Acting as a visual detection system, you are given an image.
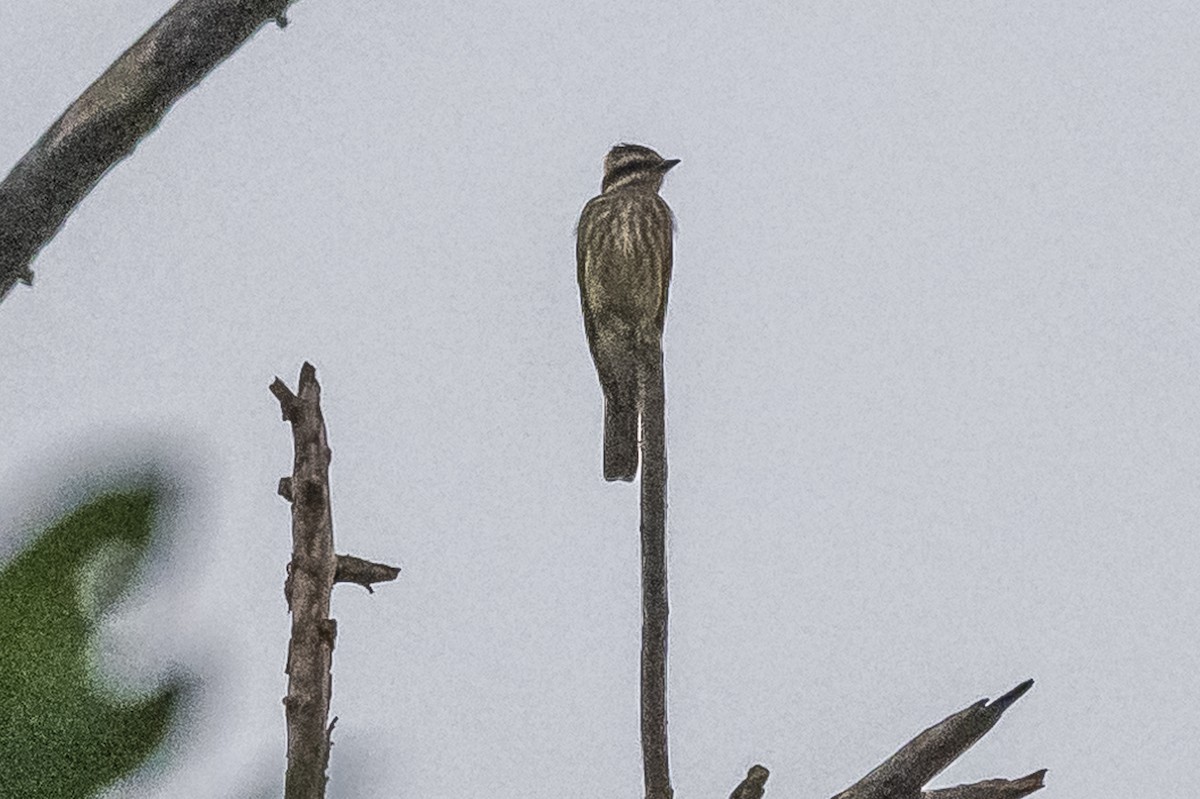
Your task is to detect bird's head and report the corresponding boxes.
[602,143,680,193]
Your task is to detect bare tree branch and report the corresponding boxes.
[640,344,671,799]
[0,0,298,302]
[924,771,1047,799]
[273,362,337,799]
[830,680,1043,799]
[272,362,399,799]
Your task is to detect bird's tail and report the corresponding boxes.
[602,389,638,482]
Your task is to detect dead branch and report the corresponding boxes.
[0,0,299,302]
[829,680,1043,799]
[923,771,1047,799]
[721,682,1042,799]
[272,361,400,799]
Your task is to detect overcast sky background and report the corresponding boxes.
[2,2,1199,797]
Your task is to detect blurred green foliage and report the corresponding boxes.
[0,488,180,798]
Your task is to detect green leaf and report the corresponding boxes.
[0,488,180,798]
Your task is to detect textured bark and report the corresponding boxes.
[272,362,400,799]
[272,363,338,799]
[640,345,671,799]
[829,680,1043,799]
[0,0,297,302]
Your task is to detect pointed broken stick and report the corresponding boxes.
[830,680,1044,799]
[922,772,1046,799]
[271,362,400,799]
[724,681,1043,799]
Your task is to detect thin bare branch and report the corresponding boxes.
[830,680,1041,799]
[924,771,1047,799]
[273,362,400,798]
[275,361,337,799]
[640,344,671,799]
[0,0,298,302]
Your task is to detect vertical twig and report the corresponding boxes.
[640,345,672,799]
[270,363,401,799]
[271,362,339,799]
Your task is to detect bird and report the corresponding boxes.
[576,143,679,481]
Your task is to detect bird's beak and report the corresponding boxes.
[662,159,681,171]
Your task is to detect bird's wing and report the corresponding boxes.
[653,194,674,332]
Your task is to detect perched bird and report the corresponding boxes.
[577,144,679,481]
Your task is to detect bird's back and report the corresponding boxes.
[577,188,674,338]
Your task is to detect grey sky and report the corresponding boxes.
[2,1,1198,797]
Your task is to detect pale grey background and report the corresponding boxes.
[2,2,1198,797]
